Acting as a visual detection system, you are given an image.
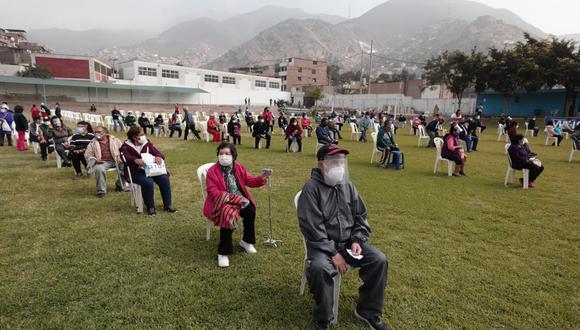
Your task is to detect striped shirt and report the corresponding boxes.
[70,133,94,151]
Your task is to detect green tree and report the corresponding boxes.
[485,47,523,114]
[20,65,52,79]
[306,86,325,106]
[424,49,485,111]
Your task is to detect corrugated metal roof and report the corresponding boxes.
[0,76,208,94]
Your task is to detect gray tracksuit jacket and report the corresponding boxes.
[297,168,371,257]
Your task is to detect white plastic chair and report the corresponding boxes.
[196,121,211,143]
[417,125,430,147]
[569,143,578,162]
[294,191,344,325]
[286,139,298,153]
[315,142,325,156]
[349,122,360,141]
[197,162,215,240]
[504,144,529,189]
[370,132,382,164]
[433,138,453,176]
[524,122,535,137]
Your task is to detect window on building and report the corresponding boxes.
[255,80,267,87]
[297,76,302,81]
[138,67,157,77]
[312,69,316,74]
[312,78,317,83]
[281,76,287,81]
[298,67,302,73]
[222,76,236,84]
[281,85,287,91]
[269,82,280,89]
[204,74,219,83]
[313,60,318,65]
[162,69,179,79]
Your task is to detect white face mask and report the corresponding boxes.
[54,119,61,127]
[260,119,265,123]
[0,108,6,113]
[76,127,84,134]
[218,154,233,167]
[139,136,147,145]
[324,166,345,186]
[95,133,102,140]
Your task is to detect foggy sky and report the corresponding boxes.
[1,0,578,35]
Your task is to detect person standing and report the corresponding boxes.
[31,104,40,120]
[38,117,51,161]
[90,103,97,112]
[203,143,270,267]
[262,107,273,133]
[227,116,242,145]
[0,104,14,147]
[358,112,371,142]
[54,102,61,119]
[182,108,201,140]
[40,103,51,119]
[298,144,389,330]
[13,105,29,151]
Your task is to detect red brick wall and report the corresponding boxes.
[35,56,90,80]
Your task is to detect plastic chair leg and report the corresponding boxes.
[299,260,308,295]
[331,273,341,324]
[447,161,453,176]
[206,221,212,241]
[522,169,530,189]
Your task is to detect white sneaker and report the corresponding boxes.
[218,254,229,267]
[239,240,257,254]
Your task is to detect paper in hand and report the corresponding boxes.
[346,249,363,260]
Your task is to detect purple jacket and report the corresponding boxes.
[508,144,530,170]
[120,140,167,178]
[0,111,14,131]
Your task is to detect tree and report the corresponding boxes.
[306,86,325,106]
[545,36,580,117]
[424,49,485,111]
[485,47,522,114]
[19,65,52,79]
[327,64,340,85]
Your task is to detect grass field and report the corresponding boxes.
[1,122,578,329]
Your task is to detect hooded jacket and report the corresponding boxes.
[297,168,370,257]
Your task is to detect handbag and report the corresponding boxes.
[141,147,167,177]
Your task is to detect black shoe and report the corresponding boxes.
[96,192,106,198]
[72,173,83,180]
[459,171,466,176]
[314,320,330,330]
[530,152,537,157]
[115,186,123,192]
[354,309,388,330]
[147,208,156,216]
[163,206,177,213]
[42,157,47,161]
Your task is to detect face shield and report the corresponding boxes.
[320,154,350,187]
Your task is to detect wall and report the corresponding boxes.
[35,56,90,80]
[476,90,580,117]
[323,93,476,115]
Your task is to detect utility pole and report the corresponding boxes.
[367,40,373,95]
[359,50,364,95]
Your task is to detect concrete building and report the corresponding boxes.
[0,28,48,65]
[117,60,289,106]
[476,89,580,117]
[31,54,112,82]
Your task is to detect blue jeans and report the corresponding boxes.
[133,171,172,209]
[460,135,478,151]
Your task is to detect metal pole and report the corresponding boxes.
[368,40,373,95]
[359,50,364,95]
[263,174,281,247]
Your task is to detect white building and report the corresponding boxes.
[117,60,290,106]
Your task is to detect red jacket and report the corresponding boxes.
[262,111,273,124]
[203,162,267,221]
[285,124,303,139]
[31,106,40,119]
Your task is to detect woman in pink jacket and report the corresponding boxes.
[203,142,271,267]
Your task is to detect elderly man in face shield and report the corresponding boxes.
[297,144,389,330]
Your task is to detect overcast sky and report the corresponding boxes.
[2,0,579,35]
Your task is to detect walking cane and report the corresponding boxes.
[263,168,281,247]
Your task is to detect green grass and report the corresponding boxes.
[1,124,578,329]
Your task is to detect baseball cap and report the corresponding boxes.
[317,144,349,161]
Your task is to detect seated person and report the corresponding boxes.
[120,126,176,215]
[508,134,544,188]
[154,115,166,136]
[69,121,94,178]
[285,117,303,152]
[202,143,271,267]
[168,113,182,138]
[49,116,73,167]
[466,117,480,151]
[301,113,313,137]
[377,120,399,168]
[124,111,136,127]
[298,144,389,330]
[572,124,580,149]
[207,115,221,142]
[252,116,271,149]
[442,125,467,176]
[227,116,242,145]
[84,126,125,197]
[397,114,407,128]
[328,119,342,140]
[527,117,539,137]
[474,115,486,133]
[545,120,563,146]
[458,119,478,152]
[316,118,338,145]
[138,113,154,135]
